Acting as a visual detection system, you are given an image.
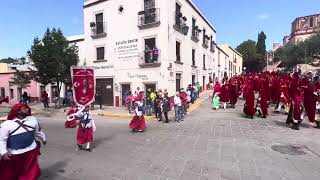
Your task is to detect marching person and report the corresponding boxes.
[65,102,79,128]
[70,105,96,152]
[0,103,46,180]
[129,95,146,132]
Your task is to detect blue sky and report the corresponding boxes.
[0,0,319,59]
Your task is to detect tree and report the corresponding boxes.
[256,31,267,71]
[274,33,320,68]
[236,40,258,72]
[28,28,79,106]
[11,71,32,89]
[0,57,17,64]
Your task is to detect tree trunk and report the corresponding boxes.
[57,81,61,108]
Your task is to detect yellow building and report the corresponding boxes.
[219,44,243,77]
[0,63,10,73]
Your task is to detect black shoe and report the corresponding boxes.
[78,144,83,150]
[291,123,300,130]
[286,119,292,125]
[261,115,267,118]
[85,148,92,152]
[315,121,320,129]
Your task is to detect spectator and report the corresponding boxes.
[162,94,171,123]
[41,90,49,108]
[174,92,182,122]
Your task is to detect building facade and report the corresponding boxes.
[0,62,66,104]
[284,14,320,45]
[72,0,219,106]
[219,45,243,78]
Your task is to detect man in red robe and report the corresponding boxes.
[220,79,230,109]
[228,79,238,108]
[258,78,269,118]
[302,75,318,127]
[243,79,255,119]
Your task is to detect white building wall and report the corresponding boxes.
[74,0,217,106]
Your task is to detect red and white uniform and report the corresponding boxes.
[0,116,46,180]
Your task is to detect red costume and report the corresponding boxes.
[243,80,255,117]
[303,80,317,123]
[259,79,269,116]
[65,103,79,128]
[220,84,229,103]
[228,80,238,106]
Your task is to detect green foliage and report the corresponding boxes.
[0,57,18,64]
[236,40,258,72]
[276,33,320,67]
[255,31,267,71]
[27,28,79,94]
[11,71,31,89]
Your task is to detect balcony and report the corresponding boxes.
[173,12,189,35]
[90,22,107,39]
[202,38,209,49]
[210,42,216,53]
[138,8,161,29]
[191,29,200,42]
[139,49,161,68]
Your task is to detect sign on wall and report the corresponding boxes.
[115,38,139,61]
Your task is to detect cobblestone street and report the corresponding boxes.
[33,99,320,180]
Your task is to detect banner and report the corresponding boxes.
[71,67,95,107]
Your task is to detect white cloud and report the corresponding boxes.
[258,13,270,20]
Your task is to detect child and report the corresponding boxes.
[212,93,220,110]
[70,105,96,151]
[65,102,78,128]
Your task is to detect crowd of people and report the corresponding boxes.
[211,69,320,131]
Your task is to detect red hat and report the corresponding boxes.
[7,103,31,120]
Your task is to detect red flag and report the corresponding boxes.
[71,67,95,106]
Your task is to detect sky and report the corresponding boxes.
[0,0,319,59]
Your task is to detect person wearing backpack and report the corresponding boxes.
[0,103,46,180]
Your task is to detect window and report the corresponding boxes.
[218,52,221,66]
[144,0,155,10]
[144,38,157,63]
[176,73,181,92]
[192,49,195,66]
[203,28,206,44]
[96,47,105,60]
[176,41,181,62]
[310,17,314,27]
[203,76,205,91]
[10,89,14,99]
[95,13,104,35]
[203,54,206,69]
[175,3,181,26]
[192,75,195,85]
[210,36,213,49]
[192,18,196,37]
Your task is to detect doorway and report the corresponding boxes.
[192,75,195,85]
[96,78,114,106]
[1,88,5,98]
[121,84,131,106]
[176,73,181,92]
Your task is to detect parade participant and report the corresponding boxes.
[243,79,255,119]
[65,102,78,128]
[228,78,238,108]
[302,74,318,127]
[70,105,96,152]
[0,103,46,180]
[212,79,222,110]
[276,79,290,113]
[259,78,269,118]
[291,89,304,130]
[180,88,188,116]
[220,78,230,109]
[129,96,146,132]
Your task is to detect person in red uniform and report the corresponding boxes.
[276,79,290,113]
[259,78,269,118]
[243,79,255,119]
[228,78,238,108]
[301,74,318,127]
[291,89,304,130]
[129,95,147,132]
[65,102,79,128]
[0,103,46,180]
[220,78,230,109]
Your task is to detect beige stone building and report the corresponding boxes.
[219,44,243,77]
[284,14,320,45]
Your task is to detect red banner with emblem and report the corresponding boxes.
[71,67,95,106]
